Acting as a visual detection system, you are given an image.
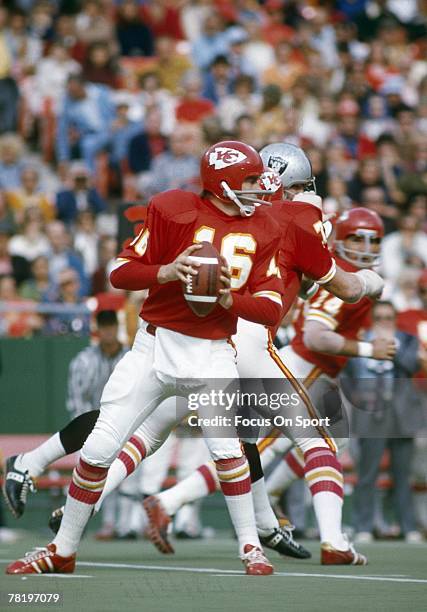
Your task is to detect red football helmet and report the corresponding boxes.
[200,140,271,216]
[334,207,384,268]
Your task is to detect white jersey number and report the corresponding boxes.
[194,227,256,290]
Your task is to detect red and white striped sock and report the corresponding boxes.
[159,462,218,516]
[304,447,347,549]
[216,456,260,554]
[265,448,304,502]
[53,458,108,557]
[94,435,147,512]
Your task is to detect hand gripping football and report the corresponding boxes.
[182,242,222,317]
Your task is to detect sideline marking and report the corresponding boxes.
[2,559,426,584]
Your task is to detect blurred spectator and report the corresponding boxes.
[254,84,286,146]
[362,185,398,234]
[135,71,175,135]
[42,267,90,336]
[52,15,86,64]
[240,17,274,79]
[23,43,81,118]
[28,1,55,43]
[0,190,15,229]
[335,102,375,159]
[0,274,42,337]
[217,74,259,133]
[92,236,117,295]
[0,222,29,285]
[381,216,427,282]
[56,75,116,173]
[73,211,99,277]
[225,28,254,81]
[347,300,425,543]
[82,42,120,89]
[153,36,193,95]
[55,164,106,226]
[137,124,200,197]
[391,269,424,313]
[45,220,89,297]
[397,270,427,362]
[191,11,229,71]
[127,107,168,175]
[19,255,51,302]
[262,0,294,47]
[233,113,256,144]
[0,134,25,190]
[141,1,184,41]
[0,8,19,134]
[347,157,388,203]
[397,139,427,200]
[299,95,336,148]
[202,55,234,105]
[262,41,306,93]
[5,166,54,226]
[75,0,115,47]
[109,102,141,168]
[323,177,352,216]
[7,210,49,262]
[4,9,42,77]
[176,70,215,123]
[362,95,395,141]
[116,0,154,58]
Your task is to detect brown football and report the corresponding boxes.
[182,242,222,317]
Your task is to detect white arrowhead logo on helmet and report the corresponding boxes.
[208,147,247,170]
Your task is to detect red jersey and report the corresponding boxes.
[267,199,337,335]
[115,190,282,339]
[291,257,372,377]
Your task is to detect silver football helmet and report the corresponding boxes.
[259,143,316,196]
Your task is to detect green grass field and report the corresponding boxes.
[0,534,426,612]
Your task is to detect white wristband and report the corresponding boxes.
[355,269,384,300]
[358,342,373,357]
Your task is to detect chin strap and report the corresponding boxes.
[221,181,274,217]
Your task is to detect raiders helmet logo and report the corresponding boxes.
[208,147,247,170]
[268,155,288,176]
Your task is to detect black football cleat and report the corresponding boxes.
[260,526,312,559]
[48,506,64,535]
[2,455,36,518]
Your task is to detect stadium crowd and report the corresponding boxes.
[0,0,426,337]
[0,0,426,543]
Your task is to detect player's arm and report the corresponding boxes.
[219,237,283,327]
[323,266,384,304]
[110,202,203,290]
[303,319,397,359]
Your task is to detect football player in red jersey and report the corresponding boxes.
[109,146,385,564]
[263,208,397,563]
[6,140,285,577]
[137,207,390,565]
